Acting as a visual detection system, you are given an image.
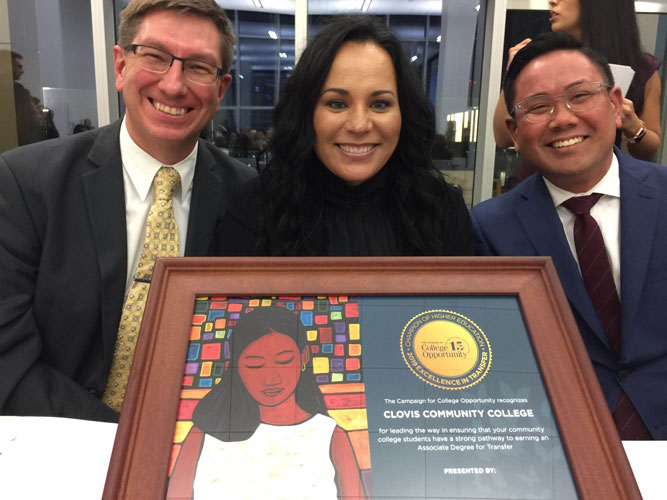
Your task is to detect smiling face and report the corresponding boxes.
[237,331,308,409]
[506,50,622,193]
[549,0,582,39]
[313,41,402,187]
[113,10,231,164]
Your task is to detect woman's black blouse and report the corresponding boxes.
[215,164,475,257]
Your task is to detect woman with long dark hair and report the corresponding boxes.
[167,306,364,499]
[216,15,474,257]
[494,0,661,161]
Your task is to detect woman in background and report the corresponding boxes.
[494,0,661,162]
[167,306,364,499]
[216,16,474,257]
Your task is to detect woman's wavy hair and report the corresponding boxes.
[257,15,453,255]
[192,305,327,441]
[577,0,652,114]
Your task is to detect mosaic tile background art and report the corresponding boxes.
[169,296,371,483]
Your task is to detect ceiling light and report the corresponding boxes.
[268,30,278,39]
[411,55,418,62]
[252,0,263,8]
[360,0,372,12]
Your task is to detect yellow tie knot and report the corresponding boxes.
[153,166,181,202]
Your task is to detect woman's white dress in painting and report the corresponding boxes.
[193,413,339,499]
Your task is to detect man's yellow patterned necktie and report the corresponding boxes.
[102,166,181,411]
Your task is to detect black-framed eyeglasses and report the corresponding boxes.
[124,44,223,85]
[511,82,612,123]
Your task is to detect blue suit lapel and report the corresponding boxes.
[618,151,660,338]
[516,175,608,344]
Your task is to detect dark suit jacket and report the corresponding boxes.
[0,120,256,422]
[470,148,667,439]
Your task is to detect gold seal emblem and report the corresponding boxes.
[400,310,492,390]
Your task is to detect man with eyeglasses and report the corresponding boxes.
[471,32,667,440]
[0,0,255,422]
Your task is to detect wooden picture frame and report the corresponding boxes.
[103,257,640,499]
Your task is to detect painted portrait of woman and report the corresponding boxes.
[167,305,366,499]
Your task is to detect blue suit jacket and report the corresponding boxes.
[471,148,667,439]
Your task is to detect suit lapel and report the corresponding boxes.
[516,176,608,343]
[82,122,127,367]
[185,142,223,256]
[618,153,660,338]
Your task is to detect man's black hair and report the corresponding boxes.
[503,31,615,115]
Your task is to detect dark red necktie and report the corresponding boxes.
[562,194,651,440]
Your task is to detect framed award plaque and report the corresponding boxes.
[103,257,640,500]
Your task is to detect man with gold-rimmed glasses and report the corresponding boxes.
[472,32,667,440]
[0,0,255,422]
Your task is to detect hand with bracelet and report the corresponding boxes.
[621,98,646,142]
[619,77,661,161]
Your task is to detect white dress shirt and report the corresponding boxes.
[119,119,197,296]
[543,153,621,297]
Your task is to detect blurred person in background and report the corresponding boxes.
[11,51,42,146]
